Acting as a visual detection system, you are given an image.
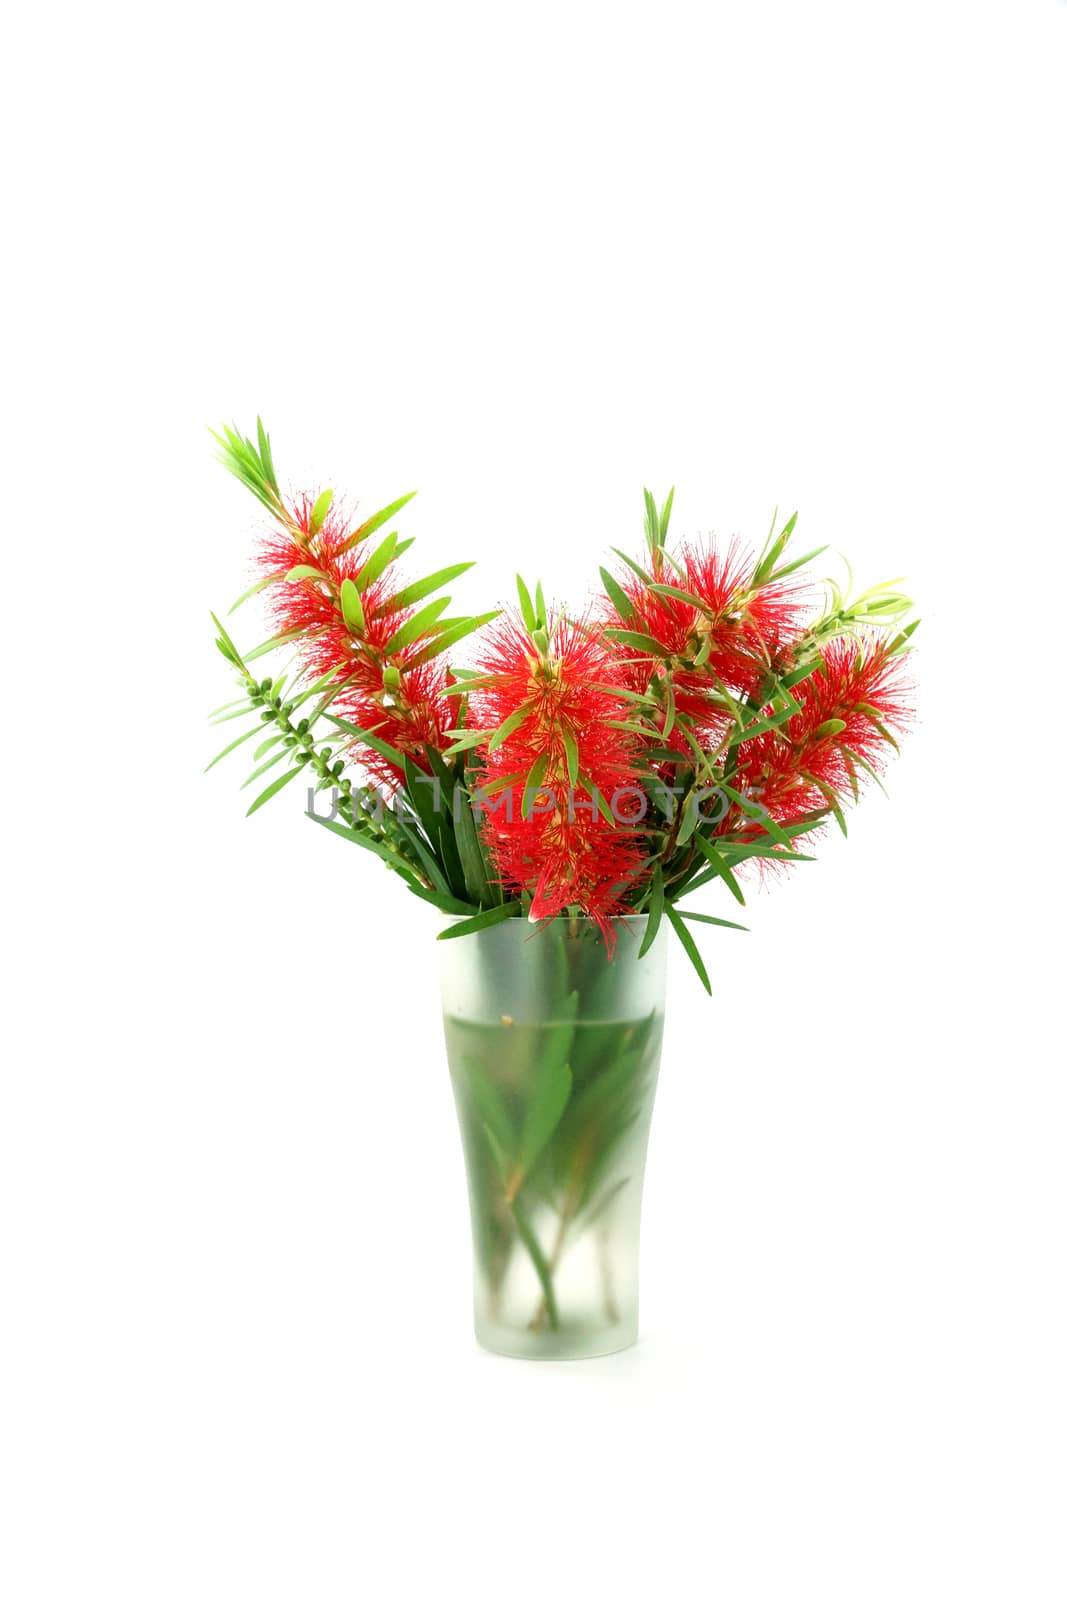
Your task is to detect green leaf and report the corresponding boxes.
[204,721,263,772]
[337,491,417,555]
[285,564,325,583]
[453,785,500,907]
[388,562,474,613]
[208,694,251,717]
[208,702,256,725]
[816,718,847,738]
[246,764,302,816]
[521,750,550,819]
[437,902,522,939]
[515,574,537,630]
[646,581,704,608]
[643,486,659,554]
[774,810,831,840]
[354,529,398,592]
[659,486,675,542]
[212,422,282,514]
[676,789,703,847]
[605,628,672,658]
[210,609,244,663]
[639,866,664,958]
[327,717,407,770]
[389,806,452,894]
[443,727,493,753]
[664,903,712,994]
[752,511,799,585]
[806,774,849,836]
[477,770,525,798]
[256,417,277,488]
[406,612,502,667]
[306,813,421,885]
[489,705,531,752]
[402,881,481,915]
[600,566,634,620]
[310,489,333,532]
[402,754,441,833]
[381,595,451,654]
[769,544,829,581]
[781,658,823,689]
[509,1196,559,1329]
[244,626,304,662]
[690,834,746,905]
[514,1059,573,1196]
[609,546,652,583]
[253,731,285,761]
[729,703,796,744]
[578,769,615,825]
[661,679,677,741]
[718,783,793,850]
[676,910,749,932]
[561,725,579,788]
[240,747,290,789]
[228,573,282,614]
[340,578,365,633]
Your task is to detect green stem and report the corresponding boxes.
[509,1197,559,1331]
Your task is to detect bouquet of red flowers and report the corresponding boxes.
[207,420,916,1357]
[208,419,915,990]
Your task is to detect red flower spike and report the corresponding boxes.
[253,489,451,785]
[731,633,914,837]
[465,612,648,941]
[604,535,817,733]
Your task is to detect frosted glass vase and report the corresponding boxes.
[439,915,666,1360]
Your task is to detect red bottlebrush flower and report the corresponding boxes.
[465,612,648,940]
[605,536,815,723]
[329,661,452,788]
[731,633,913,835]
[252,488,451,785]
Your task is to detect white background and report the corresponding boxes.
[3,1,1065,1595]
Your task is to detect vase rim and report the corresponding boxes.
[438,910,651,923]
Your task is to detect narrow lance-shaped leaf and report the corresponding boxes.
[561,725,579,788]
[437,902,523,940]
[453,786,499,907]
[516,574,537,630]
[690,833,746,906]
[489,705,532,752]
[381,595,451,655]
[354,529,399,592]
[600,566,634,620]
[510,1059,573,1201]
[246,763,303,816]
[676,910,748,932]
[204,720,263,772]
[228,573,283,615]
[327,716,407,771]
[387,562,475,613]
[310,489,333,532]
[340,578,365,633]
[405,611,502,668]
[337,491,417,556]
[639,866,664,958]
[521,750,550,820]
[664,902,712,995]
[256,417,277,488]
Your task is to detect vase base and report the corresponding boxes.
[475,1314,638,1361]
